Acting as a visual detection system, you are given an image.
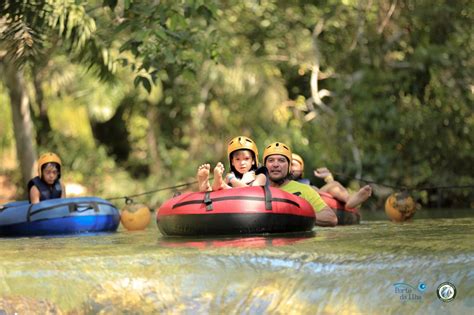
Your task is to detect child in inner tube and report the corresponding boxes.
[28,152,66,204]
[197,136,267,192]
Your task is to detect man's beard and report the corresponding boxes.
[269,173,289,186]
[272,177,287,186]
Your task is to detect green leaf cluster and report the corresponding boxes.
[1,0,472,208]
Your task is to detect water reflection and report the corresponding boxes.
[158,232,315,249]
[0,217,473,314]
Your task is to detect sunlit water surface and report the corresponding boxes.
[0,210,473,314]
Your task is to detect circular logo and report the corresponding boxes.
[437,282,456,302]
[418,282,427,292]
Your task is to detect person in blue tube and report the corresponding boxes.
[28,152,66,204]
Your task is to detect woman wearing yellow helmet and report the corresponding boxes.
[196,136,266,192]
[27,152,66,204]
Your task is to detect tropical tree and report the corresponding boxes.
[189,0,473,207]
[0,0,219,190]
[0,0,114,188]
[1,0,471,208]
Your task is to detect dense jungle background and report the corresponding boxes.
[0,0,472,210]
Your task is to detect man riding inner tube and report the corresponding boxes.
[263,142,338,227]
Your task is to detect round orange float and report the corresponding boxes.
[120,203,151,231]
[384,192,416,222]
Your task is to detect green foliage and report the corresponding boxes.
[112,0,220,89]
[0,0,116,79]
[0,1,46,66]
[1,0,472,208]
[0,85,13,149]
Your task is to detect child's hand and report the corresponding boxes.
[226,173,236,183]
[241,171,256,184]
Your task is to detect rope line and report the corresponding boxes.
[107,172,473,203]
[106,180,198,202]
[332,172,474,191]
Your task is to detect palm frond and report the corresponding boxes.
[0,0,115,80]
[0,1,48,66]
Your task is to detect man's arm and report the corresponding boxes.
[301,184,338,227]
[315,206,338,227]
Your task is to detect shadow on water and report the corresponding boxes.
[0,211,473,314]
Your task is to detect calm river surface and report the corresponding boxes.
[0,210,473,314]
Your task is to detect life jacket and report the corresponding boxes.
[27,176,62,203]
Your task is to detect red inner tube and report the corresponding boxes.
[318,191,359,213]
[157,186,316,217]
[156,186,316,236]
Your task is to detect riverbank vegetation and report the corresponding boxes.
[1,0,472,210]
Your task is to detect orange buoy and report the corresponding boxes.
[384,192,416,222]
[120,204,151,231]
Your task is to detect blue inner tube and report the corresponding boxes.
[0,197,120,237]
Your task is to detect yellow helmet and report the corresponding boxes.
[227,136,259,166]
[37,152,62,178]
[263,142,292,172]
[292,153,304,171]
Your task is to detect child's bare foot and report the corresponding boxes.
[346,185,372,208]
[197,164,211,192]
[211,162,225,191]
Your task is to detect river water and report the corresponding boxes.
[0,210,473,314]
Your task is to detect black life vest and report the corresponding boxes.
[27,176,62,203]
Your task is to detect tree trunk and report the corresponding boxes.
[310,22,363,178]
[3,64,37,191]
[146,104,161,175]
[32,65,52,146]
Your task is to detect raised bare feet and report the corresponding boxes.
[211,162,226,191]
[346,185,372,208]
[197,164,211,192]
